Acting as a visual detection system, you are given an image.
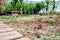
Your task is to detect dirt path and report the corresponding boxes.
[17,15,48,21]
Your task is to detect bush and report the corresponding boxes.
[48,18,55,24]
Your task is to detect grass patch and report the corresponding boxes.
[48,18,55,24]
[0,15,40,20]
[32,15,40,18]
[40,36,60,40]
[52,30,60,36]
[0,16,21,20]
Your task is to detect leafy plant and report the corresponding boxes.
[48,18,55,24]
[2,0,23,12]
[2,3,13,12]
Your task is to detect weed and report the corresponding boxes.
[48,18,55,24]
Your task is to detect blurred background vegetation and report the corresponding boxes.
[1,0,59,15]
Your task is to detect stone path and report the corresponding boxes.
[0,21,31,40]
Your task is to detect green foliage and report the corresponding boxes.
[40,36,60,40]
[48,18,55,24]
[23,3,36,14]
[4,0,46,14]
[45,0,49,4]
[45,0,56,12]
[35,2,46,13]
[24,3,35,10]
[52,0,56,10]
[2,0,23,12]
[33,15,40,18]
[15,2,22,11]
[3,0,47,15]
[0,16,17,20]
[3,0,54,14]
[2,3,12,12]
[2,0,57,15]
[45,0,49,11]
[52,30,59,36]
[55,12,60,15]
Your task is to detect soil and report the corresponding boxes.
[0,15,60,40]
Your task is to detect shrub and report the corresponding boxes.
[48,18,55,24]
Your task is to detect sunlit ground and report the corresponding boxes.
[0,14,60,40]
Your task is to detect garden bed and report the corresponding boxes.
[0,15,60,40]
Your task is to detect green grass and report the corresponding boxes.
[52,30,60,36]
[32,15,40,18]
[0,16,21,20]
[40,30,60,40]
[0,15,40,20]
